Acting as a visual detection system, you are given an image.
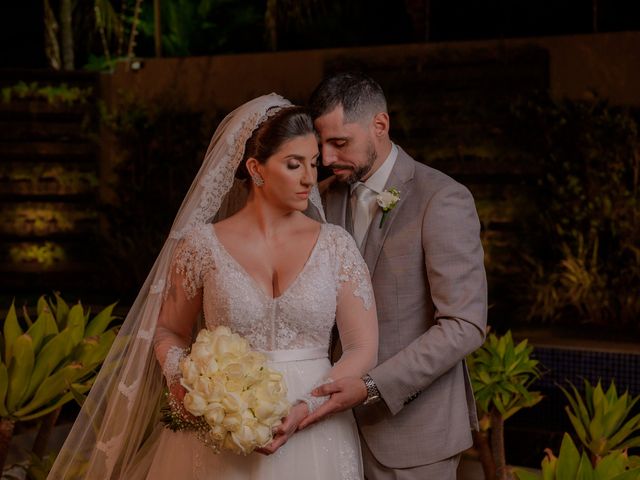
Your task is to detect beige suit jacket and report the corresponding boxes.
[323,147,487,468]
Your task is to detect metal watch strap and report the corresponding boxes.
[362,374,380,405]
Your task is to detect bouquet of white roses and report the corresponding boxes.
[163,326,290,455]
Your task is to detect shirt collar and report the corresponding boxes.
[350,143,398,195]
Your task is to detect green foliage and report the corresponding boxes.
[467,331,543,429]
[9,243,66,269]
[513,433,640,480]
[26,451,57,480]
[135,0,264,56]
[511,96,640,329]
[99,93,218,297]
[1,205,97,237]
[1,82,92,105]
[0,295,117,422]
[561,379,640,460]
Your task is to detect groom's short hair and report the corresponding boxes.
[309,72,387,124]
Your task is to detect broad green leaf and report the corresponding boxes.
[0,362,8,416]
[54,293,70,329]
[610,466,640,480]
[6,334,35,412]
[595,450,626,476]
[36,296,48,317]
[555,433,580,479]
[575,452,594,480]
[3,301,21,363]
[85,302,117,337]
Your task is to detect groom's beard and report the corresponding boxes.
[332,141,378,184]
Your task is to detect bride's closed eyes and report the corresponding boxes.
[286,159,319,170]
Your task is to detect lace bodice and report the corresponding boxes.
[173,223,372,352]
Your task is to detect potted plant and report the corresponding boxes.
[467,330,544,479]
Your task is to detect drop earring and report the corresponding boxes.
[252,174,264,187]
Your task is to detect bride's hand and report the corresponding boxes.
[256,402,309,455]
[169,382,187,402]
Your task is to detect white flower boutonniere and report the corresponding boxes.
[376,187,401,228]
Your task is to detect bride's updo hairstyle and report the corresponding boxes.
[237,105,315,179]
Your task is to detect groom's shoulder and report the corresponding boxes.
[400,148,465,194]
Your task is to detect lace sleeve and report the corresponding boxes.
[320,226,378,382]
[154,227,211,386]
[332,226,374,310]
[171,225,214,300]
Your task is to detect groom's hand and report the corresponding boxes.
[297,377,367,429]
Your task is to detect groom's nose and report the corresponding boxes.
[321,145,337,166]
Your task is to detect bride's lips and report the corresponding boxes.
[296,191,310,199]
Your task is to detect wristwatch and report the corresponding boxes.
[361,374,381,406]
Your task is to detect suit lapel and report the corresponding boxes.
[363,148,415,274]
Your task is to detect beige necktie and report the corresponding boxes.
[352,183,375,249]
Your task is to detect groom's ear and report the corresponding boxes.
[371,112,390,138]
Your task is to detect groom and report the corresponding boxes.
[299,72,488,479]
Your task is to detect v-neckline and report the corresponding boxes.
[209,223,325,301]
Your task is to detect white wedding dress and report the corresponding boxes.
[124,222,376,479]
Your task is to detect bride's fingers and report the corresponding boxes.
[259,432,289,455]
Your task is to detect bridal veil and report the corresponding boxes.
[48,94,326,479]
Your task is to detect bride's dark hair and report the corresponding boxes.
[237,105,315,179]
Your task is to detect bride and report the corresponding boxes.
[48,94,378,479]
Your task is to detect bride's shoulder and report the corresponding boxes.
[176,224,215,258]
[181,224,213,243]
[322,224,358,249]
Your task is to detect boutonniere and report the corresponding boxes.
[376,187,400,228]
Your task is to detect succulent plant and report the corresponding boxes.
[561,379,640,463]
[467,330,544,480]
[513,433,640,480]
[0,294,117,472]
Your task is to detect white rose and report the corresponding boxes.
[195,329,215,344]
[213,332,249,359]
[212,335,234,359]
[192,375,225,402]
[182,391,207,416]
[376,190,399,209]
[204,402,225,427]
[254,423,272,447]
[222,432,244,455]
[242,351,266,382]
[213,325,232,337]
[224,378,244,393]
[222,412,243,432]
[252,401,277,422]
[179,358,199,387]
[205,374,226,402]
[210,423,226,442]
[224,362,247,380]
[190,342,215,370]
[230,425,257,454]
[202,357,219,376]
[222,392,247,413]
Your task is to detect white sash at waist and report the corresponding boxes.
[260,347,328,363]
